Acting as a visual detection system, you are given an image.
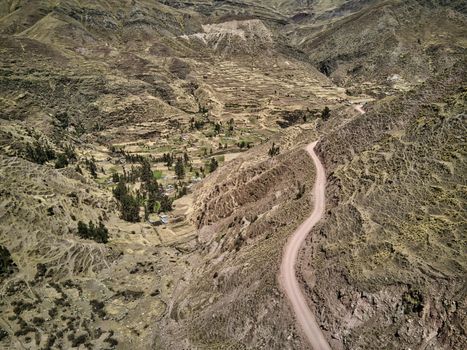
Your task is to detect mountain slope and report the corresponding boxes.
[0,1,465,349]
[303,62,466,349]
[295,0,466,89]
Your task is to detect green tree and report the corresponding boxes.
[140,158,152,186]
[159,195,172,213]
[55,112,69,129]
[120,194,140,222]
[163,153,173,167]
[77,221,88,237]
[321,106,331,120]
[146,179,159,215]
[228,118,235,132]
[175,158,185,179]
[64,145,77,162]
[268,142,280,157]
[112,178,128,202]
[153,201,161,214]
[214,122,222,135]
[112,172,120,183]
[209,158,219,173]
[95,221,109,243]
[55,153,69,169]
[0,245,16,276]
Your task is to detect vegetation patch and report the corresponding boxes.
[0,246,17,277]
[77,220,109,244]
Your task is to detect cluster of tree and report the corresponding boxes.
[114,155,164,184]
[25,139,79,169]
[190,116,235,135]
[268,142,280,157]
[124,153,145,164]
[277,109,318,128]
[213,122,222,135]
[160,153,174,167]
[190,116,208,130]
[77,220,109,243]
[175,182,188,198]
[141,159,172,219]
[25,140,55,164]
[117,165,142,183]
[174,152,191,179]
[113,158,173,222]
[113,178,141,222]
[109,146,147,164]
[238,141,252,149]
[55,145,77,169]
[203,148,213,157]
[175,158,185,179]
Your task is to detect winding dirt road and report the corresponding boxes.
[279,141,331,350]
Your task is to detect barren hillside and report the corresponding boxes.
[0,0,465,349]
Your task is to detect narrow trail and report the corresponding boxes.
[279,141,331,350]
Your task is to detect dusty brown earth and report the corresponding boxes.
[0,1,465,349]
[280,140,331,350]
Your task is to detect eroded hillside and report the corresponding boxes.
[0,0,465,349]
[301,64,466,349]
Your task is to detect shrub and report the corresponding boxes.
[402,289,424,313]
[0,327,8,341]
[321,106,331,120]
[25,141,55,164]
[296,182,306,199]
[90,299,106,318]
[85,157,98,178]
[71,334,87,347]
[55,153,69,169]
[0,246,16,276]
[54,112,69,129]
